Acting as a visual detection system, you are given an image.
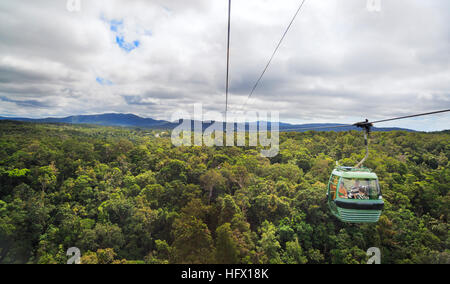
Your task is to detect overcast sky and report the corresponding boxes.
[0,0,449,130]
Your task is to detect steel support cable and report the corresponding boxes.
[280,124,354,132]
[234,0,308,112]
[280,109,450,132]
[225,0,232,119]
[368,109,450,125]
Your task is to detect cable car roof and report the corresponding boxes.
[332,167,378,179]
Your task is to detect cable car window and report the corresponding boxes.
[332,175,339,185]
[329,175,339,200]
[341,178,380,200]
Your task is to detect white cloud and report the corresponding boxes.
[0,0,449,130]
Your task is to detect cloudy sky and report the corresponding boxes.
[0,0,449,130]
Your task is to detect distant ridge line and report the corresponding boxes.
[0,113,417,132]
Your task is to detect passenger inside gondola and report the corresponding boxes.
[349,180,363,199]
[338,182,348,199]
[337,178,381,200]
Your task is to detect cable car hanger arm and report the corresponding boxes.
[354,120,371,168]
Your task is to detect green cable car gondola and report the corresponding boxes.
[327,167,384,223]
[326,120,384,223]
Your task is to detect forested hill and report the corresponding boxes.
[0,113,171,129]
[0,113,415,132]
[0,121,448,264]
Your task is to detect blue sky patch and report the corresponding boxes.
[109,19,123,32]
[105,18,141,53]
[96,77,113,86]
[115,36,140,52]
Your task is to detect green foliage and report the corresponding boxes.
[258,221,282,264]
[283,238,307,264]
[215,223,239,264]
[6,168,30,178]
[0,121,448,264]
[171,216,215,264]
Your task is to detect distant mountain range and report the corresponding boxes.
[0,113,170,128]
[0,113,416,132]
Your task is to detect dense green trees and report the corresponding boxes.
[0,121,448,264]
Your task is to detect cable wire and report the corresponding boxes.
[281,124,354,132]
[368,109,450,125]
[225,0,232,118]
[280,109,450,132]
[236,0,307,111]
